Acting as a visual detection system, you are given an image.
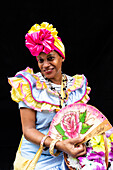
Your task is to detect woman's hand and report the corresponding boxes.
[56,137,86,158]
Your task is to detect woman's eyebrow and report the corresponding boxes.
[47,53,54,57]
[38,56,43,59]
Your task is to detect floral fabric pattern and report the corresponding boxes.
[66,128,113,170]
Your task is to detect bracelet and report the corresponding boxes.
[40,135,49,150]
[49,139,61,157]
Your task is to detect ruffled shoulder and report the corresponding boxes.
[66,74,91,105]
[8,67,91,111]
[8,67,60,112]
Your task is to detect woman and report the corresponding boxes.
[8,22,91,169]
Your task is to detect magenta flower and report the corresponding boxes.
[78,128,113,169]
[78,156,106,170]
[87,151,105,164]
[61,112,82,138]
[106,127,113,138]
[93,165,106,170]
[109,145,113,161]
[86,147,93,154]
[25,29,55,56]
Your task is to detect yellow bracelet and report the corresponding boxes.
[49,139,61,157]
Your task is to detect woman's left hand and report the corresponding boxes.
[56,137,86,158]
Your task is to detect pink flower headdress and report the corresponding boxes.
[25,22,65,59]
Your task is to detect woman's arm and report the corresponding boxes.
[20,108,53,147]
[20,108,86,158]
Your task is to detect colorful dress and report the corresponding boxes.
[8,67,91,170]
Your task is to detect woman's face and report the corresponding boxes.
[37,51,64,84]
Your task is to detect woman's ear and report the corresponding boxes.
[62,58,65,62]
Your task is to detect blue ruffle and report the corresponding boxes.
[67,76,88,105]
[15,71,60,106]
[15,70,89,107]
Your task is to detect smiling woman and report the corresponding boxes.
[37,51,64,84]
[8,22,91,170]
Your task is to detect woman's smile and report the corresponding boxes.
[37,51,64,84]
[43,67,54,74]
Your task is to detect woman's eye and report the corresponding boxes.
[47,56,55,61]
[38,58,44,63]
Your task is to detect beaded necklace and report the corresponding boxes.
[44,74,67,108]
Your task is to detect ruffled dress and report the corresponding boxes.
[8,67,91,170]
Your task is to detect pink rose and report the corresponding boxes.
[25,29,55,56]
[61,112,82,138]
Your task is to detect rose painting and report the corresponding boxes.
[55,110,92,140]
[61,112,82,138]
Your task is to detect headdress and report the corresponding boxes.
[25,22,65,59]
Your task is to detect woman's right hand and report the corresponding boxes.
[56,137,86,158]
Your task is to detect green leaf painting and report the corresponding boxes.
[62,136,69,140]
[55,123,69,140]
[79,110,87,123]
[80,123,92,134]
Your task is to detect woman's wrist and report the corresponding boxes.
[44,136,53,148]
[43,136,63,153]
[49,139,61,156]
[55,140,63,151]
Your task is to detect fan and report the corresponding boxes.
[49,103,112,169]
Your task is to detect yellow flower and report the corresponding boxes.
[109,133,113,142]
[41,22,53,30]
[28,24,40,33]
[90,135,111,153]
[28,22,58,39]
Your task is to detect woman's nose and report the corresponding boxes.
[43,60,50,68]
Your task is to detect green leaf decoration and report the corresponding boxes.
[80,123,92,134]
[79,110,87,123]
[62,136,69,140]
[55,123,69,140]
[55,123,65,135]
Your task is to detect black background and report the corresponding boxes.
[1,1,113,169]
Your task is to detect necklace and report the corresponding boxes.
[44,74,67,108]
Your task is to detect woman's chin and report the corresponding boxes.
[45,75,54,80]
[42,72,55,80]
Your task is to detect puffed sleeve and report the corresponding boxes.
[66,74,91,105]
[18,101,31,109]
